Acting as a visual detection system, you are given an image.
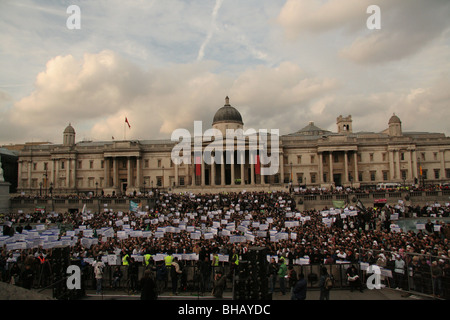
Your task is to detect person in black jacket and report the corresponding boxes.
[128,257,139,293]
[140,269,157,300]
[292,273,307,300]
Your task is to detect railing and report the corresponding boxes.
[358,248,450,299]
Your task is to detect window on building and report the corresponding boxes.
[101,160,104,169]
[157,159,162,168]
[370,171,376,181]
[43,162,48,171]
[310,173,316,184]
[422,169,428,179]
[89,160,94,169]
[323,173,327,183]
[383,171,388,181]
[334,154,339,163]
[358,172,363,182]
[382,153,387,162]
[310,155,315,164]
[297,156,302,164]
[33,163,37,170]
[446,169,450,179]
[369,153,374,162]
[434,152,438,161]
[421,153,426,161]
[78,161,82,169]
[401,170,407,180]
[401,153,405,161]
[157,177,162,186]
[179,177,185,186]
[434,169,440,179]
[144,159,149,168]
[61,161,65,170]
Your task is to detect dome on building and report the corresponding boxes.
[388,114,401,124]
[212,97,243,125]
[64,123,75,134]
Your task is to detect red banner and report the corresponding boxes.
[255,155,260,175]
[195,156,201,176]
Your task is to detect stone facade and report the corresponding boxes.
[16,98,450,195]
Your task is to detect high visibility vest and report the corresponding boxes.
[122,254,129,266]
[212,255,219,267]
[232,254,239,265]
[164,255,173,266]
[144,254,152,266]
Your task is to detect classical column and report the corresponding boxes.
[395,150,401,180]
[201,157,205,186]
[240,152,245,185]
[230,151,235,185]
[251,161,255,185]
[174,162,178,187]
[407,151,413,180]
[136,157,141,188]
[389,150,395,180]
[55,160,59,188]
[411,150,418,179]
[127,157,132,188]
[344,151,349,183]
[51,159,56,186]
[319,153,324,184]
[66,158,70,189]
[28,161,32,189]
[113,158,118,188]
[279,153,284,184]
[71,159,76,189]
[220,152,225,186]
[353,152,359,182]
[104,158,110,187]
[329,152,334,184]
[440,150,446,181]
[211,155,216,186]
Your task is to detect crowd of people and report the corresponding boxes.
[9,182,450,200]
[1,190,450,299]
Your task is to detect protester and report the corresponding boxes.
[292,273,307,300]
[0,190,449,297]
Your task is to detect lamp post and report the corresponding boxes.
[39,181,43,197]
[49,182,54,211]
[95,181,98,197]
[43,171,48,196]
[143,180,146,195]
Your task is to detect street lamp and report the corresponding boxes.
[95,181,98,197]
[49,182,54,212]
[39,181,43,197]
[143,180,146,195]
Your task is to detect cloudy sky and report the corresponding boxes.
[0,0,449,145]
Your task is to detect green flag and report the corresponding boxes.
[332,200,346,209]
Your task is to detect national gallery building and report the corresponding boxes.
[16,97,450,195]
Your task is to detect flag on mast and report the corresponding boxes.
[125,117,131,128]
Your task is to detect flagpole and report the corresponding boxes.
[124,118,126,140]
